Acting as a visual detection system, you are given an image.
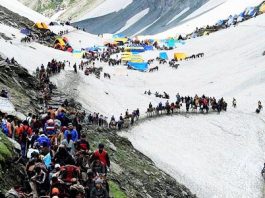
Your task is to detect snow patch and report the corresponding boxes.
[78,0,133,21]
[166,7,190,25]
[116,8,150,33]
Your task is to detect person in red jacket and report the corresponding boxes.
[90,143,110,173]
[18,120,33,158]
[59,165,80,184]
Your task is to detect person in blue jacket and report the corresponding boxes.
[64,123,78,142]
[36,133,51,147]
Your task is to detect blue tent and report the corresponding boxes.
[244,7,257,16]
[113,33,125,38]
[128,62,148,71]
[20,28,31,35]
[166,39,176,48]
[144,45,153,51]
[130,47,145,53]
[86,47,100,52]
[159,52,168,60]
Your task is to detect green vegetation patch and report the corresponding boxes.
[109,180,127,198]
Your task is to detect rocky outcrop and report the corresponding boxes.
[83,126,196,198]
[0,56,40,114]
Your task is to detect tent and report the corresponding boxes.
[159,52,168,60]
[128,62,148,71]
[49,21,59,26]
[20,28,31,35]
[54,38,66,46]
[73,50,85,58]
[244,7,257,17]
[41,22,49,29]
[174,53,187,60]
[144,45,153,51]
[166,38,176,48]
[113,34,125,38]
[34,22,49,30]
[125,47,145,53]
[259,2,265,13]
[114,38,128,44]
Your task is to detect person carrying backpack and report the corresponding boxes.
[1,116,9,136]
[18,120,32,158]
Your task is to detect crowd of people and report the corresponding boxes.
[1,60,112,198]
[36,59,67,78]
[147,93,228,116]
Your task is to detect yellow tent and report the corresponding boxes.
[34,22,43,29]
[73,51,85,58]
[259,2,265,13]
[174,53,187,60]
[54,38,66,46]
[41,22,49,30]
[114,38,128,44]
[34,22,49,30]
[121,54,144,62]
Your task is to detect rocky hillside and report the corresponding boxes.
[0,55,196,197]
[18,0,103,21]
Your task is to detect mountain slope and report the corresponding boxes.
[17,0,104,21]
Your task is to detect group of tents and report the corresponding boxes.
[159,52,188,61]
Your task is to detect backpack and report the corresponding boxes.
[21,127,29,143]
[1,121,9,135]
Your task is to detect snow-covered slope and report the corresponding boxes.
[73,0,264,36]
[0,0,48,22]
[55,14,265,197]
[1,1,265,196]
[156,0,264,37]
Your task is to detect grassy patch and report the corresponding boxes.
[109,180,127,198]
[0,132,13,162]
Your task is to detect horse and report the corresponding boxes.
[146,107,155,117]
[149,66,159,72]
[104,73,111,79]
[172,64,179,69]
[159,59,167,64]
[196,53,205,58]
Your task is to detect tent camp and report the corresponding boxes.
[20,28,31,35]
[159,52,168,60]
[174,53,187,60]
[34,22,49,30]
[128,62,148,72]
